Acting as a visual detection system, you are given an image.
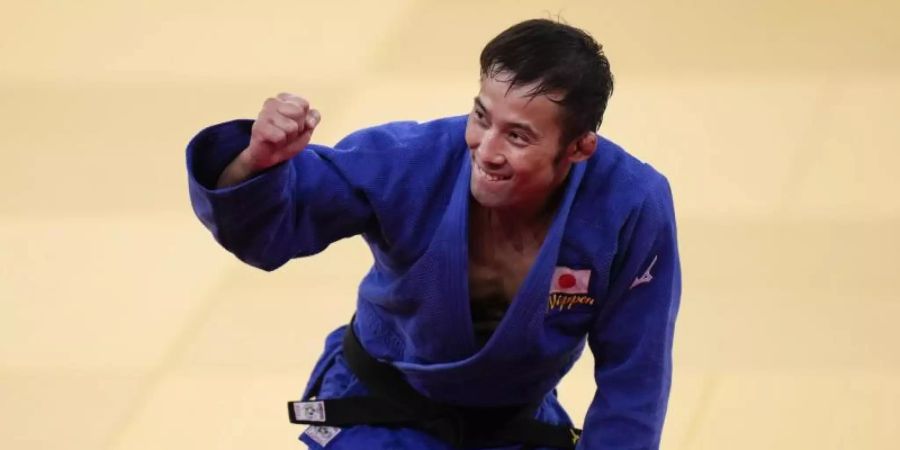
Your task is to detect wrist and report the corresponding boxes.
[237,146,265,173]
[216,147,260,188]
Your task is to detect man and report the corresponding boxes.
[188,19,680,450]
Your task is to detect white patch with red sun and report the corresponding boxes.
[550,267,591,294]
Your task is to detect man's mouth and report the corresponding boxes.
[474,163,512,182]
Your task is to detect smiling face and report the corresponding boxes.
[466,72,591,215]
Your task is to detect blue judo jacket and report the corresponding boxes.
[187,115,681,449]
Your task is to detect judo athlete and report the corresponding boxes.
[187,19,681,450]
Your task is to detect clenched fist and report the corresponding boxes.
[216,93,321,188]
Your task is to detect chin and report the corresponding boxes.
[470,186,507,209]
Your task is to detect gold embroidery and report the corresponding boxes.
[547,293,595,312]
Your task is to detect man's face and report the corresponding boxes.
[465,72,573,212]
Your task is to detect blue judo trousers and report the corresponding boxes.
[187,115,681,449]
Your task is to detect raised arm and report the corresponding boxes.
[186,93,376,271]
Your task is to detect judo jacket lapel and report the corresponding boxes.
[406,155,588,365]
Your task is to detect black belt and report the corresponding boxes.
[288,319,582,449]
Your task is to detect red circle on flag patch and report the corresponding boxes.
[558,274,576,289]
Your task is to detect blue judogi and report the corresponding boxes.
[187,115,681,449]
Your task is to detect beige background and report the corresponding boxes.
[2,1,899,449]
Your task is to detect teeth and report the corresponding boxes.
[476,164,509,181]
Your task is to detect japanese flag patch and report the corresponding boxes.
[550,266,591,294]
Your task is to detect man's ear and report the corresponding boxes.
[568,132,597,162]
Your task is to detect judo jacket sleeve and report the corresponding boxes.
[186,119,381,271]
[579,176,682,450]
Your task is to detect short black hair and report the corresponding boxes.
[479,19,614,146]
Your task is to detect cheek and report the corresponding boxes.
[510,154,557,185]
[464,122,480,149]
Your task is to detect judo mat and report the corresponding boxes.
[1,1,898,449]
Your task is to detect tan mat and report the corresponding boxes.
[2,1,898,449]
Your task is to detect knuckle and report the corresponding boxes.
[271,114,291,129]
[271,128,287,141]
[260,126,282,142]
[277,103,301,117]
[283,120,299,133]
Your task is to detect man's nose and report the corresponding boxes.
[476,130,506,167]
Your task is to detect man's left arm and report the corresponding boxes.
[579,176,682,450]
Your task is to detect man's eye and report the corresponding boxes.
[474,110,484,119]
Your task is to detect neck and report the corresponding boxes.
[486,192,558,229]
[497,161,571,226]
[472,176,568,250]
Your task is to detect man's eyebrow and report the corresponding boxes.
[509,122,539,138]
[473,97,488,114]
[473,96,540,138]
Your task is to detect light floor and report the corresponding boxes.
[2,1,899,449]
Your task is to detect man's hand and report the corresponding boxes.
[217,93,321,188]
